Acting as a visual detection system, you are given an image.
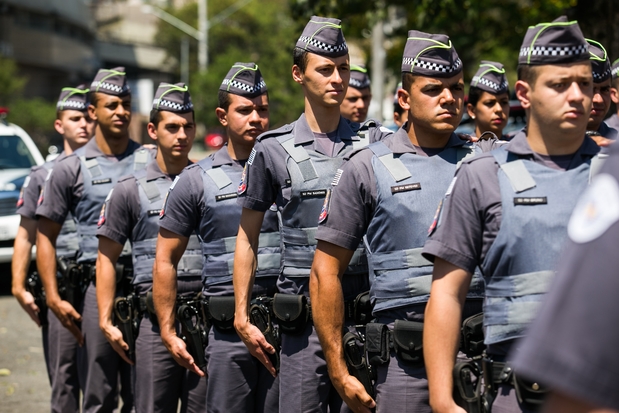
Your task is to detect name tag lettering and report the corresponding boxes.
[300,189,328,198]
[391,183,421,194]
[92,178,112,185]
[215,193,238,202]
[514,197,547,205]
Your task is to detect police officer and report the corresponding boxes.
[12,85,93,412]
[511,146,619,413]
[154,63,279,413]
[467,61,511,140]
[392,82,408,129]
[232,16,390,413]
[36,67,153,412]
[585,40,617,147]
[96,83,206,413]
[340,64,371,123]
[604,58,619,130]
[422,17,597,413]
[311,31,496,413]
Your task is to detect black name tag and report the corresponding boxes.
[514,197,547,205]
[147,209,162,217]
[215,193,238,202]
[92,178,112,185]
[300,189,328,198]
[391,183,421,194]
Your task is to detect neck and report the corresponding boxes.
[227,138,253,161]
[526,117,585,156]
[304,98,341,133]
[407,122,452,148]
[95,127,130,155]
[587,121,602,132]
[156,150,189,176]
[63,139,79,155]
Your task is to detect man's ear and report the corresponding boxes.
[54,119,65,135]
[610,87,619,105]
[515,80,532,110]
[146,122,158,141]
[215,108,228,127]
[398,89,411,112]
[292,65,304,85]
[87,104,97,121]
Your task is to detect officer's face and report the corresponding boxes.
[148,111,195,158]
[293,53,350,108]
[467,91,510,136]
[516,62,593,134]
[340,87,371,123]
[401,73,464,134]
[54,110,94,149]
[589,78,612,130]
[217,94,269,145]
[89,93,132,138]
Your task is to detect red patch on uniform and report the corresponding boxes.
[16,190,24,207]
[97,203,106,227]
[37,188,44,206]
[318,189,331,224]
[237,165,248,195]
[160,192,168,218]
[428,199,443,236]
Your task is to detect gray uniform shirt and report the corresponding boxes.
[422,131,600,274]
[604,113,619,131]
[511,144,619,411]
[35,138,146,224]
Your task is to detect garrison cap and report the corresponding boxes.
[587,40,611,83]
[518,16,589,66]
[401,30,462,77]
[152,83,193,112]
[219,62,267,98]
[295,16,348,58]
[612,58,619,81]
[56,84,90,111]
[90,67,130,96]
[350,64,370,89]
[470,61,509,94]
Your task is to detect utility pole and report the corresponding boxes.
[198,0,207,70]
[370,19,385,122]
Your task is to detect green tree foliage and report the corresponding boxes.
[154,0,306,129]
[0,57,27,105]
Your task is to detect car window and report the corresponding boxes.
[0,135,37,169]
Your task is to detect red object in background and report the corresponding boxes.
[205,133,225,150]
[0,107,9,116]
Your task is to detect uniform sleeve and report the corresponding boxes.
[239,139,282,211]
[315,151,376,250]
[511,165,619,410]
[17,168,45,219]
[422,158,501,274]
[96,179,140,245]
[159,170,202,238]
[35,157,81,224]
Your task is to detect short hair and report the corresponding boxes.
[89,91,101,108]
[293,47,310,74]
[149,109,194,127]
[612,77,619,91]
[401,72,419,94]
[517,65,540,87]
[218,90,232,111]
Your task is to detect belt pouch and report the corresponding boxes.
[392,319,424,365]
[513,373,548,412]
[461,312,485,357]
[353,291,374,325]
[207,296,236,332]
[272,293,309,335]
[365,322,390,366]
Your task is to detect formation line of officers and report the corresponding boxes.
[10,13,619,413]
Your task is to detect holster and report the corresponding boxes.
[177,300,208,370]
[365,322,390,367]
[206,296,236,332]
[249,296,281,372]
[57,257,86,310]
[461,313,485,358]
[513,373,548,411]
[343,331,375,398]
[453,360,483,413]
[26,271,48,327]
[115,259,133,295]
[113,294,140,362]
[352,291,373,325]
[272,293,310,336]
[391,319,424,365]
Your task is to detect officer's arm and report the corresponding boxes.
[543,391,616,413]
[311,240,376,413]
[424,257,472,413]
[96,236,132,364]
[154,228,204,376]
[37,216,83,344]
[11,216,40,326]
[233,207,276,372]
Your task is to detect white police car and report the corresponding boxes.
[0,112,45,263]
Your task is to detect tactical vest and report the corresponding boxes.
[365,140,484,313]
[41,161,79,258]
[197,157,280,288]
[74,147,149,263]
[481,147,599,345]
[130,168,202,286]
[276,130,371,278]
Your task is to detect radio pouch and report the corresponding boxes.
[207,296,236,332]
[365,322,390,366]
[392,319,424,365]
[272,293,310,335]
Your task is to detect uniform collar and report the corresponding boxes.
[83,137,140,159]
[212,144,236,167]
[506,129,600,157]
[597,122,618,140]
[293,113,358,145]
[390,124,471,154]
[146,157,193,181]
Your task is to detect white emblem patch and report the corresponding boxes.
[445,177,457,196]
[568,173,619,244]
[169,175,180,190]
[23,176,31,188]
[332,169,343,186]
[247,148,256,165]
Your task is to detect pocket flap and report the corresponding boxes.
[208,296,236,322]
[273,293,306,322]
[393,319,424,352]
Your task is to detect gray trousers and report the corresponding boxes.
[48,310,81,413]
[135,312,207,413]
[205,325,279,413]
[491,384,535,413]
[280,321,351,413]
[78,283,134,413]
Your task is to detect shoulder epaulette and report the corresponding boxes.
[257,123,294,142]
